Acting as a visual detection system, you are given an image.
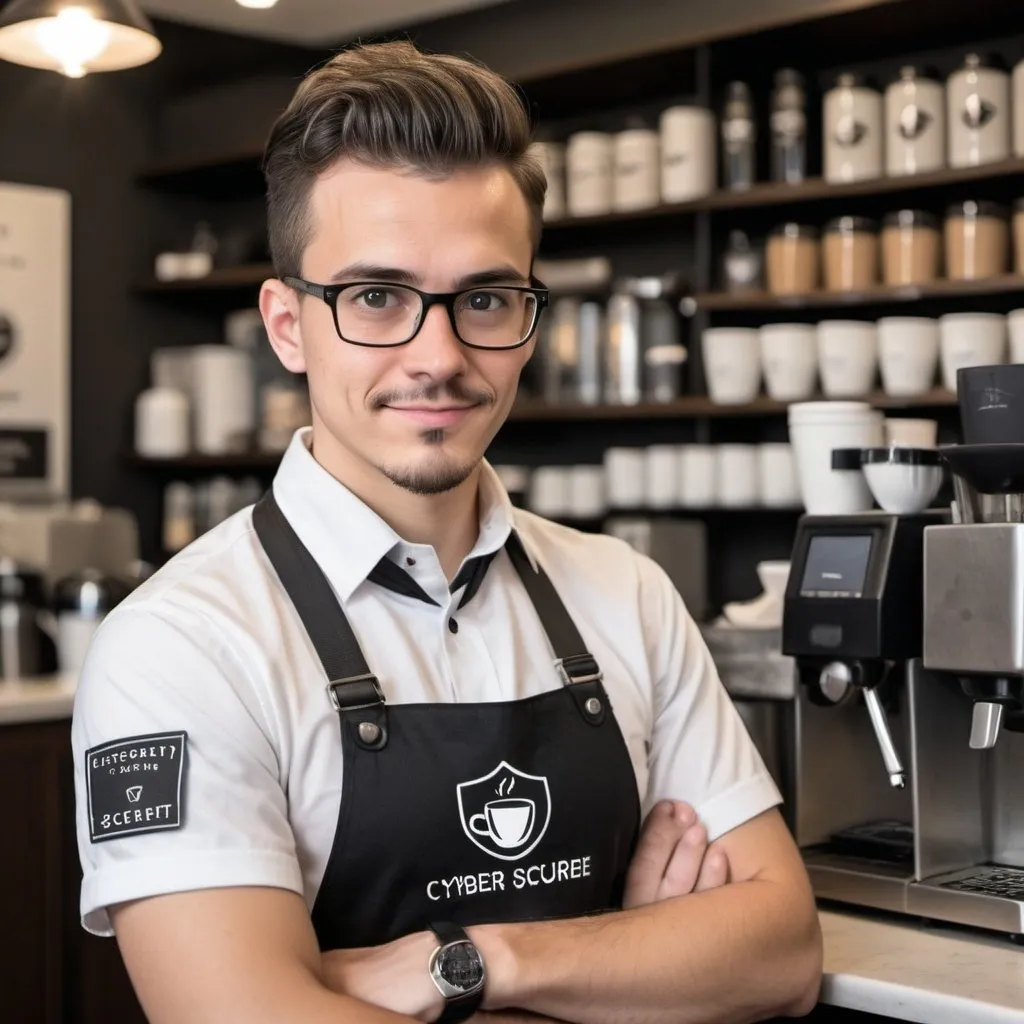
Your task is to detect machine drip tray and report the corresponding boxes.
[939,865,1024,900]
[826,820,915,865]
[910,865,1024,935]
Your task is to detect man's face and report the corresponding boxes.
[272,160,536,496]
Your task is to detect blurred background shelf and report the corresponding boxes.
[125,390,960,474]
[135,263,275,293]
[694,276,1024,311]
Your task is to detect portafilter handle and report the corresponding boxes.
[863,686,906,789]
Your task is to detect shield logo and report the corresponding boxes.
[126,785,143,804]
[457,761,551,861]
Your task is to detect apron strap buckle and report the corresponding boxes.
[327,674,386,712]
[555,654,603,688]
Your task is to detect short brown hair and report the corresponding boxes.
[263,40,546,279]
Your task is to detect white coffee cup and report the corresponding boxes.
[1007,308,1024,363]
[884,417,938,448]
[938,312,1006,392]
[817,320,878,398]
[759,323,818,401]
[604,447,645,508]
[569,465,606,518]
[529,467,570,517]
[716,445,759,507]
[702,328,762,404]
[758,443,800,507]
[788,401,884,514]
[877,317,940,396]
[678,445,716,507]
[645,445,679,508]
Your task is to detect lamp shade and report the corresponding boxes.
[0,0,161,77]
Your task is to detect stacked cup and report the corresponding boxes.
[788,401,885,514]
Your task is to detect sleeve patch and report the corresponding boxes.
[85,731,188,843]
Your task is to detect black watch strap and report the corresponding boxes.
[430,921,470,946]
[430,922,484,1024]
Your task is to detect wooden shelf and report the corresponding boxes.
[135,263,275,294]
[125,390,958,472]
[694,275,1024,311]
[136,146,1024,221]
[508,391,956,421]
[126,451,283,470]
[541,157,1024,230]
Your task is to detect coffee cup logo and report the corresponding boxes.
[457,761,551,861]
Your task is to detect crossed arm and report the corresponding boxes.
[112,803,822,1024]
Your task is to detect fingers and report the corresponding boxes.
[623,801,695,909]
[656,820,708,902]
[695,848,730,892]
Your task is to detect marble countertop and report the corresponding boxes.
[821,908,1024,1023]
[0,674,76,724]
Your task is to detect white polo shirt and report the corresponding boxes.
[72,429,781,937]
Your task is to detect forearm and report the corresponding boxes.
[475,880,822,1024]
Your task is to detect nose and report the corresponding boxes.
[401,302,469,382]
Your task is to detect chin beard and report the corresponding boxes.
[383,461,477,495]
[382,433,478,494]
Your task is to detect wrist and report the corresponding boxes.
[468,922,523,1011]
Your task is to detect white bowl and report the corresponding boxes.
[862,461,944,514]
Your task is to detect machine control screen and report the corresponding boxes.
[800,534,873,597]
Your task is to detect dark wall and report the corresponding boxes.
[0,14,318,530]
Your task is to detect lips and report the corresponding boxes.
[384,405,477,429]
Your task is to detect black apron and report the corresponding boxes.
[253,493,641,951]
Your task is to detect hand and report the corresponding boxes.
[623,800,729,908]
[321,930,443,1022]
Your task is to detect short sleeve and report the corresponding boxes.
[638,558,782,842]
[71,604,303,937]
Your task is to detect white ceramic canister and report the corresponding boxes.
[659,106,716,203]
[134,386,190,458]
[824,73,883,183]
[947,53,1010,168]
[613,128,660,211]
[530,141,566,221]
[885,66,945,176]
[1013,60,1024,158]
[565,132,614,217]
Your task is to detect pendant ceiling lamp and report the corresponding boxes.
[0,0,161,78]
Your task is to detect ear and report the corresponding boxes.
[260,279,307,374]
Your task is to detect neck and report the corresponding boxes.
[308,426,482,581]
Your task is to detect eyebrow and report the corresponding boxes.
[328,262,530,289]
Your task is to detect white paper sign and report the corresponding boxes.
[0,183,70,499]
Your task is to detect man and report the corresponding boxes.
[72,40,821,1024]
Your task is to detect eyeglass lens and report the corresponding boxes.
[334,285,538,347]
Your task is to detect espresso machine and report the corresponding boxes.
[779,366,1024,938]
[782,510,947,916]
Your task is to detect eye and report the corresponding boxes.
[355,288,395,309]
[464,291,506,312]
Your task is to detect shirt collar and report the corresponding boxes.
[269,428,521,604]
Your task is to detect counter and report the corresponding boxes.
[821,908,1024,1023]
[0,674,77,724]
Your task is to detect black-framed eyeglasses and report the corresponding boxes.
[283,276,549,350]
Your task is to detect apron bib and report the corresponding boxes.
[253,493,641,950]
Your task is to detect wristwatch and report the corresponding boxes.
[428,921,486,1024]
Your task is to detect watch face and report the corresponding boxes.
[438,940,484,992]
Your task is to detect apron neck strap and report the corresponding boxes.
[504,531,603,688]
[252,491,382,713]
